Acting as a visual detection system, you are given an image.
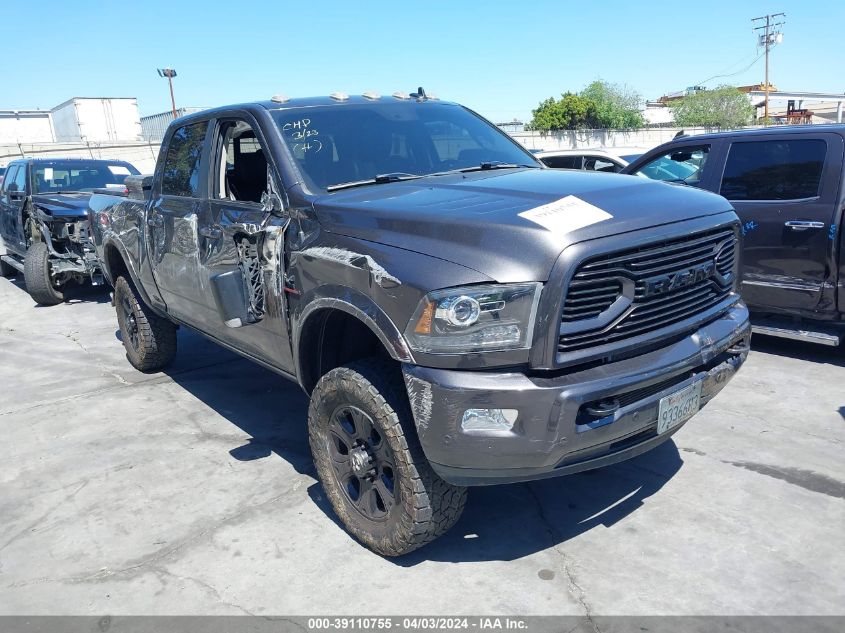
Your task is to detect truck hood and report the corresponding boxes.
[32,192,93,219]
[312,169,734,282]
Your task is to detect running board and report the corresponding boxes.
[0,254,24,273]
[751,323,841,346]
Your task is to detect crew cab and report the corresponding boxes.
[623,125,845,346]
[0,158,139,304]
[89,91,750,555]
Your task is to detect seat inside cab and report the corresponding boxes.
[219,124,268,203]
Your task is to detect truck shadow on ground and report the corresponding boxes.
[390,440,681,565]
[163,329,683,564]
[5,273,112,305]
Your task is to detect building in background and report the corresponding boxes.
[0,110,55,143]
[0,98,143,143]
[495,119,525,133]
[141,107,209,140]
[51,98,142,142]
[742,90,845,124]
[642,84,845,126]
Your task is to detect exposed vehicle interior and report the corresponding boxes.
[217,122,269,203]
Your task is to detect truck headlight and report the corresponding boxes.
[404,283,542,354]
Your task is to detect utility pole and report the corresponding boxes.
[157,68,178,119]
[752,13,785,125]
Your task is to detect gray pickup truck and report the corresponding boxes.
[88,91,750,555]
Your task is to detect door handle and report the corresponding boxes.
[199,226,222,240]
[784,220,825,231]
[146,214,164,228]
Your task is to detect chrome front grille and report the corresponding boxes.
[558,227,738,354]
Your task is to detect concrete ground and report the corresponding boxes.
[0,274,843,616]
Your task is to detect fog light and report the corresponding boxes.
[461,408,518,431]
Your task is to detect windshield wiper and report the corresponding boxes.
[326,172,423,192]
[326,162,538,192]
[426,161,539,177]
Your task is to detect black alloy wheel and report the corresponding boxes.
[121,292,141,352]
[308,359,467,556]
[327,405,397,521]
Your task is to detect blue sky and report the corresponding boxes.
[4,0,842,121]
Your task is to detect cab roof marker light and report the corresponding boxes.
[362,91,381,100]
[329,92,349,101]
[392,91,410,100]
[270,94,290,103]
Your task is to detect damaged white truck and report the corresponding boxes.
[88,93,751,555]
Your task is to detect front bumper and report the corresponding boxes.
[403,303,750,486]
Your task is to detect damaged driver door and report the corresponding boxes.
[199,117,294,371]
[148,121,210,324]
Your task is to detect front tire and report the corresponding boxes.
[23,242,64,305]
[114,275,177,371]
[309,358,467,556]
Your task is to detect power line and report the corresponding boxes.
[752,12,786,124]
[696,50,766,86]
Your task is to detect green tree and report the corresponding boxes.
[528,80,644,131]
[529,93,597,131]
[669,86,754,129]
[580,80,644,128]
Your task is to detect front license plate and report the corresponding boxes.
[657,381,702,435]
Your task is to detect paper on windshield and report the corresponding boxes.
[519,195,612,234]
[108,165,131,176]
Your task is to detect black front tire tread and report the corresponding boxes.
[309,358,467,556]
[23,242,64,305]
[114,275,177,372]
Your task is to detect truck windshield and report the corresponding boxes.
[33,162,140,193]
[271,101,538,192]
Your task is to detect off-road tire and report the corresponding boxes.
[309,358,467,556]
[23,242,64,305]
[114,275,177,372]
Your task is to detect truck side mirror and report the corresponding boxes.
[125,175,154,200]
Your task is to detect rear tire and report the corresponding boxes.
[23,242,64,305]
[308,358,467,556]
[114,275,177,371]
